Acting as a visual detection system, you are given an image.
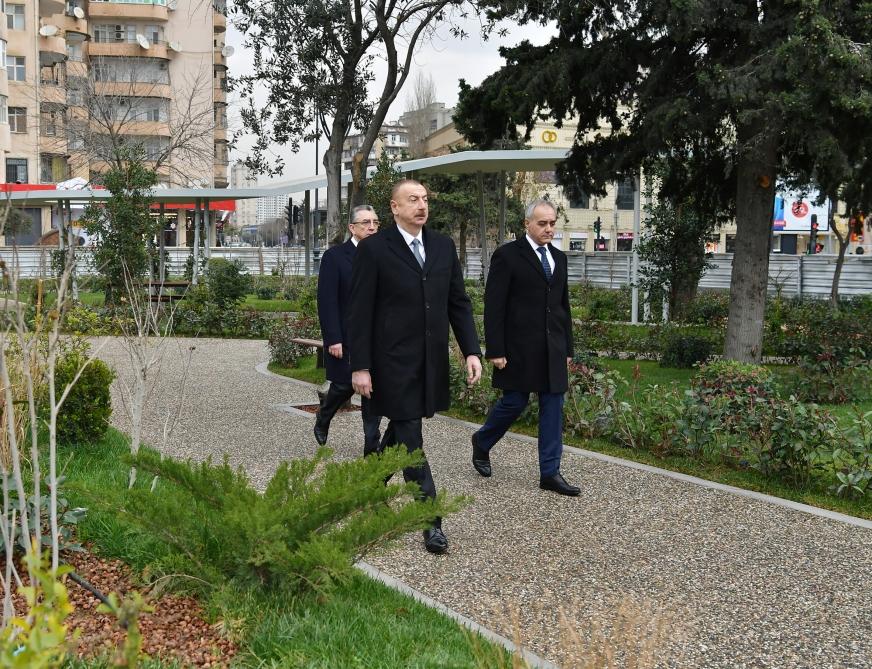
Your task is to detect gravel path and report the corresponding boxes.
[98,336,872,668]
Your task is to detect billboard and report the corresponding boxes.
[773,190,830,232]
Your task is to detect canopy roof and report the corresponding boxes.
[4,149,571,206]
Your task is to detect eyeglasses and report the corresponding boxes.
[354,219,379,227]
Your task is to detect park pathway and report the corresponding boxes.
[98,337,872,669]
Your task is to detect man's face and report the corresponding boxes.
[349,210,379,241]
[391,182,429,231]
[525,204,557,246]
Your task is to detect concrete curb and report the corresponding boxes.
[356,561,560,669]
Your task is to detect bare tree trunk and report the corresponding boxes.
[459,218,468,271]
[724,129,777,363]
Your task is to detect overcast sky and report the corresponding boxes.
[224,14,555,185]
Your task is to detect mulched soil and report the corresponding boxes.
[295,402,360,414]
[3,549,237,667]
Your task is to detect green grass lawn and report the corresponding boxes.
[242,294,297,312]
[269,356,326,385]
[63,430,503,668]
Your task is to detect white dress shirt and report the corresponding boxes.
[351,237,359,246]
[526,233,553,274]
[398,225,425,263]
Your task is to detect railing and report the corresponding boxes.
[2,247,871,298]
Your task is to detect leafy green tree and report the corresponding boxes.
[455,0,872,362]
[81,147,158,305]
[231,0,473,247]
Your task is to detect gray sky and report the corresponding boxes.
[224,14,555,185]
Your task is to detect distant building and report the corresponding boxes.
[341,123,408,170]
[256,193,287,227]
[231,162,257,230]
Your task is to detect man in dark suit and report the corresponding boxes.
[471,199,580,496]
[314,205,382,453]
[350,179,482,554]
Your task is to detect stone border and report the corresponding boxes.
[356,562,560,669]
[256,361,872,530]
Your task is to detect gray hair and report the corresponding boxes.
[525,198,557,219]
[351,204,376,221]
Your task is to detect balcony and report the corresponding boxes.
[55,12,89,35]
[40,0,66,17]
[39,35,67,66]
[95,81,171,98]
[90,38,169,59]
[213,49,227,70]
[214,126,227,142]
[213,11,226,32]
[40,80,68,105]
[88,0,168,22]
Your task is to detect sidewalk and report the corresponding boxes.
[100,337,872,668]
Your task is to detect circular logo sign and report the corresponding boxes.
[541,130,557,144]
[791,201,809,218]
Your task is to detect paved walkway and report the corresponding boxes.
[98,337,872,668]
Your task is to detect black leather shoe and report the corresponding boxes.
[423,527,448,554]
[313,415,328,446]
[539,472,580,497]
[471,432,492,477]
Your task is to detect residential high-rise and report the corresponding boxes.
[1,0,229,242]
[231,161,256,230]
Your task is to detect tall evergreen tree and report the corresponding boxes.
[455,0,872,361]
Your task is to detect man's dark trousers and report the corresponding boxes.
[317,382,381,453]
[476,390,564,477]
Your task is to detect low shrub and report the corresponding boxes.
[52,344,116,446]
[268,314,321,367]
[831,410,872,497]
[205,258,251,308]
[120,446,465,594]
[563,355,627,439]
[256,285,279,300]
[790,347,871,404]
[659,330,713,368]
[282,277,318,315]
[679,291,730,326]
[449,350,500,417]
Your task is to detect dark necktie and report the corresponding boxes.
[537,246,552,281]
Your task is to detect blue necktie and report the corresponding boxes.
[537,246,552,281]
[411,239,425,268]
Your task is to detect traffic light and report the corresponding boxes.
[593,216,602,250]
[808,214,818,254]
[286,198,294,241]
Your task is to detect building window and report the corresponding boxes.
[6,55,25,81]
[569,239,586,252]
[0,96,7,125]
[725,234,737,253]
[615,178,635,210]
[0,39,6,66]
[5,4,23,30]
[9,106,25,133]
[6,158,27,183]
[66,42,82,61]
[616,234,634,252]
[566,181,589,209]
[41,107,62,136]
[41,155,70,183]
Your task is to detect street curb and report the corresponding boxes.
[356,561,560,669]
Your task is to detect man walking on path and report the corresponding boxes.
[350,179,482,554]
[471,199,580,496]
[314,205,383,453]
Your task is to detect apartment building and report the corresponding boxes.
[1,0,229,243]
[230,160,255,230]
[341,122,408,171]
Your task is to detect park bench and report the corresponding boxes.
[140,280,191,304]
[290,337,325,369]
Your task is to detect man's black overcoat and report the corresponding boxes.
[349,225,481,420]
[484,237,574,394]
[316,239,356,384]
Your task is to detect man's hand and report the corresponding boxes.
[489,357,507,370]
[328,343,343,359]
[352,370,372,398]
[567,357,572,366]
[466,355,482,385]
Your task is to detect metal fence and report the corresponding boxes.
[2,246,870,298]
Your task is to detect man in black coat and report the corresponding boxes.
[471,199,580,496]
[350,179,482,554]
[314,205,382,453]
